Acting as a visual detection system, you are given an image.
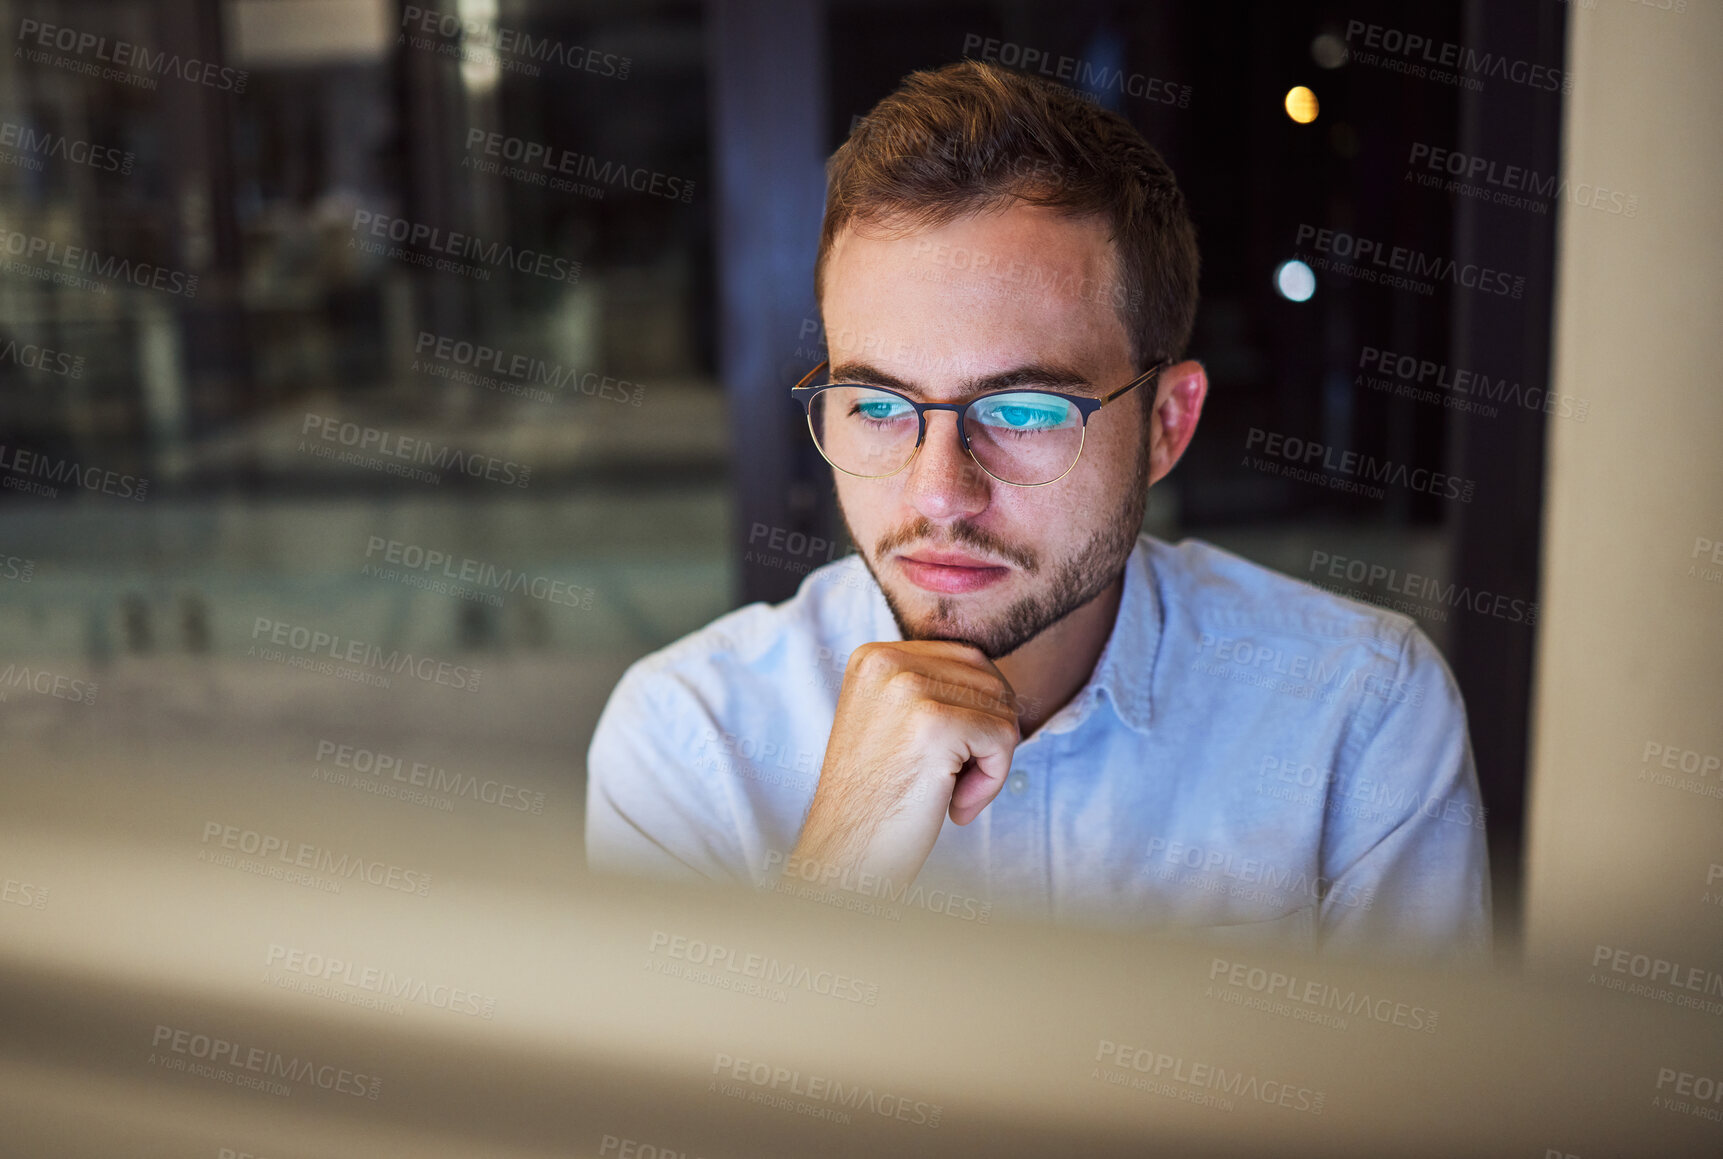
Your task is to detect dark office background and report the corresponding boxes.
[0,0,1564,953]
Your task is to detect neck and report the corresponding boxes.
[995,572,1125,736]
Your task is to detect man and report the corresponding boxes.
[586,60,1490,962]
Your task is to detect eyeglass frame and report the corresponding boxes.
[788,358,1167,487]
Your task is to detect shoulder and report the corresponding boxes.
[1143,536,1459,714]
[1146,536,1416,651]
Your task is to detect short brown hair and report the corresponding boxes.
[815,59,1200,369]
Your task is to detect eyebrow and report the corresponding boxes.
[827,360,1096,397]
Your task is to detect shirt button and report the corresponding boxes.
[1006,772,1029,796]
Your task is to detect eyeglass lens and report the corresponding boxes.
[807,385,1084,485]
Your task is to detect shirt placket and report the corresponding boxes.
[987,728,1053,922]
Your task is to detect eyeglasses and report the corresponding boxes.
[789,360,1165,487]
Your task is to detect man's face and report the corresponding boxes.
[820,204,1150,660]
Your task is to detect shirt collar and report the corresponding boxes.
[1046,537,1160,736]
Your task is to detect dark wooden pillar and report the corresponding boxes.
[706,0,833,605]
[1446,0,1570,955]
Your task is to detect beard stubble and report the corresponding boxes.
[839,442,1151,660]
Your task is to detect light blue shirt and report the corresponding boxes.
[586,535,1492,962]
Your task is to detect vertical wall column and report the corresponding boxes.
[707,0,833,606]
[1445,0,1569,951]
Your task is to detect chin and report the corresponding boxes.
[880,584,1036,660]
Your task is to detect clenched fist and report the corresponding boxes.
[786,640,1023,890]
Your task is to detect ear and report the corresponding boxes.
[1146,359,1208,487]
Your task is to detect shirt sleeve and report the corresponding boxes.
[583,662,753,887]
[1316,624,1494,965]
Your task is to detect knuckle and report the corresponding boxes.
[850,644,901,682]
[907,698,956,733]
[885,668,929,699]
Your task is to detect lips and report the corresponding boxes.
[895,550,1010,594]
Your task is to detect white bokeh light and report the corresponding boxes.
[1274,259,1317,302]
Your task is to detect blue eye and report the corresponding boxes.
[849,395,912,422]
[972,394,1073,432]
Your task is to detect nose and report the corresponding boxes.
[900,410,991,521]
